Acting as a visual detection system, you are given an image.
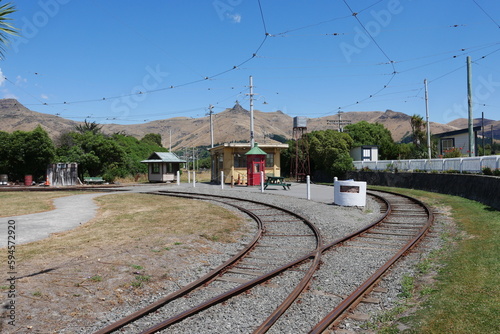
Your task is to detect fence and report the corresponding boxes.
[353,155,500,173]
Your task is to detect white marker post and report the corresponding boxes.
[306,175,311,200]
[193,171,196,187]
[260,171,264,193]
[221,171,224,190]
[176,170,180,185]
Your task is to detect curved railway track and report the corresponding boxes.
[94,188,433,334]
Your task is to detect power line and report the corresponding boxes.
[471,0,500,29]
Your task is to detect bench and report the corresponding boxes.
[84,177,104,184]
[264,176,291,190]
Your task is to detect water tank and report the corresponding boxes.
[293,116,307,128]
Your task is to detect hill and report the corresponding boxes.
[447,118,500,139]
[0,99,483,149]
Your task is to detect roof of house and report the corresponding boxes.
[141,152,186,163]
[434,126,481,138]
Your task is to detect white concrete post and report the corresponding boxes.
[260,171,264,193]
[176,170,180,186]
[221,171,224,189]
[193,171,196,187]
[333,177,338,203]
[306,175,311,200]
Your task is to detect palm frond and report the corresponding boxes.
[0,2,18,60]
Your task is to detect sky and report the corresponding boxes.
[1,0,500,126]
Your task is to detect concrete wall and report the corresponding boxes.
[347,171,500,211]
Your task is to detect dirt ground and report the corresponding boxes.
[0,193,249,333]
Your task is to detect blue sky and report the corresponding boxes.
[1,0,499,125]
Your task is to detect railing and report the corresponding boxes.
[353,155,500,173]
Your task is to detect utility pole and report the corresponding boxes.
[208,104,214,149]
[249,76,255,147]
[482,112,485,156]
[424,79,431,159]
[169,129,172,152]
[467,56,475,157]
[326,111,351,131]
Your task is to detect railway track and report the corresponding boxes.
[94,188,433,334]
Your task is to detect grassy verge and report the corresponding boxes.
[0,191,91,217]
[370,186,500,334]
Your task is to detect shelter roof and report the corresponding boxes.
[141,152,186,163]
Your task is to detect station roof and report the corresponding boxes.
[141,152,186,163]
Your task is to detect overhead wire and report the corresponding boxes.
[21,0,270,114]
[471,0,500,29]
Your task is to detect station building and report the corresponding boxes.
[209,142,289,184]
[141,152,186,183]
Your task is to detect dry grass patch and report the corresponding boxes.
[17,193,246,262]
[1,193,250,332]
[0,191,91,217]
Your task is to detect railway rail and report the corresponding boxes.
[94,188,433,333]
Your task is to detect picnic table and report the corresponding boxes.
[264,176,291,190]
[84,176,104,184]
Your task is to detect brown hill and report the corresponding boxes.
[0,99,474,149]
[0,99,79,137]
[448,118,500,139]
[308,110,458,142]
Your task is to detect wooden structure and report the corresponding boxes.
[209,143,289,185]
[141,152,186,183]
[245,143,267,186]
[46,163,78,186]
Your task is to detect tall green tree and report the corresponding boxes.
[307,130,353,179]
[140,133,163,147]
[0,2,18,60]
[56,131,126,180]
[344,121,397,159]
[410,114,428,158]
[0,126,55,181]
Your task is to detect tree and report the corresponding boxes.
[410,114,428,158]
[307,130,353,179]
[0,2,18,60]
[410,114,426,146]
[0,126,55,181]
[75,120,103,134]
[344,121,397,159]
[140,133,163,147]
[56,131,126,181]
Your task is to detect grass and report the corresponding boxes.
[0,191,91,217]
[89,275,102,282]
[370,186,500,334]
[11,193,246,262]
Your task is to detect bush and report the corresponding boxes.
[483,167,493,175]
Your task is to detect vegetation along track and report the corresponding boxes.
[94,189,433,333]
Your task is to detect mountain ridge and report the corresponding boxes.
[1,99,497,150]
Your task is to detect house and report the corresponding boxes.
[141,152,186,183]
[209,142,289,184]
[350,145,378,162]
[434,126,481,157]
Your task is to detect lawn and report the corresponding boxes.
[371,186,500,334]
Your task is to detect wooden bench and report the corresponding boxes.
[264,176,291,190]
[84,177,104,184]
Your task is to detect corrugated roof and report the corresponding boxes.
[141,152,186,163]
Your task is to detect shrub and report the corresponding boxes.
[483,167,493,175]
